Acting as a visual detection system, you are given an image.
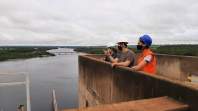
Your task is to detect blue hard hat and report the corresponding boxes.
[139,35,152,46]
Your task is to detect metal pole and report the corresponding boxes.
[26,74,31,111]
[52,89,58,111]
[0,82,26,87]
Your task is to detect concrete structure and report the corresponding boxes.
[63,54,198,111]
[156,54,198,81]
[64,96,188,111]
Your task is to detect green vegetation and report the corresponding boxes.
[74,45,198,56]
[155,45,198,56]
[0,47,55,61]
[74,46,105,54]
[74,45,160,54]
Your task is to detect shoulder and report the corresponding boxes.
[144,49,154,56]
[127,50,136,58]
[127,49,135,55]
[144,55,153,63]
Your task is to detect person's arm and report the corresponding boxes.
[103,50,113,62]
[109,56,118,63]
[131,55,152,71]
[131,60,147,71]
[112,51,134,67]
[111,60,130,67]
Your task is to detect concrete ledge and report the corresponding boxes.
[63,96,189,111]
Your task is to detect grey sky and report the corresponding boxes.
[0,0,198,46]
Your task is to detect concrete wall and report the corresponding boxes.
[78,55,198,111]
[156,54,198,81]
[86,54,198,81]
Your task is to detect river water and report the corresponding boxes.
[0,48,78,111]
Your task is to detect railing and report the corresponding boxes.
[52,89,58,111]
[0,73,31,111]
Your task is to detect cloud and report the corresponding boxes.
[0,0,197,45]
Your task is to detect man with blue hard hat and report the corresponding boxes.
[131,34,157,74]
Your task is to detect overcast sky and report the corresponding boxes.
[0,0,198,46]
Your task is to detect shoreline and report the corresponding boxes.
[0,47,56,62]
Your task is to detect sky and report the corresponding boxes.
[0,0,198,46]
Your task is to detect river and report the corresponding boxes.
[0,48,78,111]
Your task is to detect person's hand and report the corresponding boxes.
[108,50,112,56]
[107,52,111,56]
[104,50,108,55]
[111,63,117,68]
[104,50,111,56]
[131,66,137,71]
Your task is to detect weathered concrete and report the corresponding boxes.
[78,55,198,111]
[156,54,198,81]
[86,54,198,81]
[63,96,189,111]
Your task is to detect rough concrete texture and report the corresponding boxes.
[63,96,189,111]
[86,54,198,81]
[78,55,198,111]
[156,54,198,81]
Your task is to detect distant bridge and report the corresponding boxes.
[51,51,76,55]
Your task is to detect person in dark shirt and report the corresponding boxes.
[108,37,136,67]
[104,42,118,62]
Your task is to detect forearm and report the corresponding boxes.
[109,56,118,63]
[132,61,146,71]
[114,61,130,67]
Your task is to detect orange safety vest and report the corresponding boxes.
[137,49,157,74]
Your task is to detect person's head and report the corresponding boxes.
[137,34,152,50]
[106,42,115,49]
[105,42,117,55]
[117,37,128,51]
